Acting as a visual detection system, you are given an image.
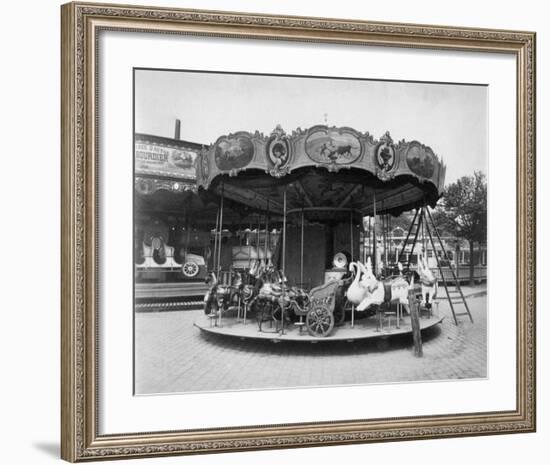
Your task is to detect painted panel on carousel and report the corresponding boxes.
[305,127,362,167]
[266,125,292,177]
[406,141,436,178]
[214,133,254,172]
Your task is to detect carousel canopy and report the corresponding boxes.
[196,125,446,221]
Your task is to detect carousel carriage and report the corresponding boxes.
[204,265,350,337]
[197,124,469,339]
[253,273,351,337]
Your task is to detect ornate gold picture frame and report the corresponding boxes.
[61,2,536,462]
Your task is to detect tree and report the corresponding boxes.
[438,171,487,285]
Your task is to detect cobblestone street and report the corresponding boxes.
[135,289,487,394]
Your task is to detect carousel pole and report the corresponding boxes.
[388,214,393,266]
[247,218,252,272]
[367,217,370,262]
[350,209,355,328]
[184,212,191,261]
[300,209,304,287]
[422,207,428,256]
[281,189,287,335]
[366,216,371,262]
[237,217,243,321]
[372,192,382,330]
[264,200,270,269]
[362,220,366,263]
[350,210,354,262]
[372,191,377,275]
[244,216,253,326]
[256,214,261,272]
[217,182,224,328]
[217,182,224,277]
[382,214,388,273]
[213,206,220,273]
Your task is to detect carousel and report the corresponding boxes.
[193,124,470,342]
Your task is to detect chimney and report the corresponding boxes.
[174,119,181,140]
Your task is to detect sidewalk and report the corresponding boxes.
[135,295,487,394]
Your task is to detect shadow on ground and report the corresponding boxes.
[33,442,59,458]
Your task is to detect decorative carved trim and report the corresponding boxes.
[266,125,292,178]
[82,419,534,459]
[61,2,536,461]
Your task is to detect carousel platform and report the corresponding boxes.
[194,313,444,343]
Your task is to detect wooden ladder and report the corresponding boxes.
[398,206,474,325]
[397,208,421,269]
[424,207,474,325]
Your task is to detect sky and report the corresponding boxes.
[135,69,488,184]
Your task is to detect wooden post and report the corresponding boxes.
[408,289,423,357]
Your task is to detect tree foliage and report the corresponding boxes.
[440,171,487,244]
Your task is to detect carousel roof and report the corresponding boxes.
[196,125,446,220]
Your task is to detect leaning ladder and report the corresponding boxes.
[424,207,473,325]
[398,206,474,325]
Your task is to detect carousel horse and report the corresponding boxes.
[353,258,414,313]
[417,253,437,311]
[203,272,219,315]
[251,268,286,330]
[203,269,246,316]
[243,267,283,311]
[254,269,310,328]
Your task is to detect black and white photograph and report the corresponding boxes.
[1,0,544,462]
[133,69,488,395]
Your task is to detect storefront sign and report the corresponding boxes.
[135,142,198,179]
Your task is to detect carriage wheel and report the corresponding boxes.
[182,261,199,278]
[306,305,335,337]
